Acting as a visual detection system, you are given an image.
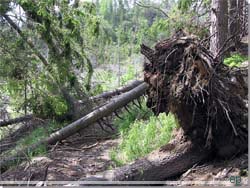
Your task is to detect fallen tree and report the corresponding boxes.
[87,129,211,181]
[142,31,247,159]
[0,82,148,172]
[82,31,248,181]
[0,114,33,127]
[80,80,144,103]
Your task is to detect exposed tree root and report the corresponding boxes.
[83,31,248,181]
[142,31,247,158]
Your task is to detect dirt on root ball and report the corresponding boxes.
[141,30,248,159]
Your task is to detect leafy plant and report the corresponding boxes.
[111,100,178,166]
[224,54,247,67]
[6,120,65,159]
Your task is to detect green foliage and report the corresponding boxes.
[0,0,10,14]
[114,100,153,135]
[0,0,103,118]
[223,54,248,67]
[0,0,212,120]
[120,64,136,85]
[177,0,193,12]
[111,101,178,166]
[28,95,68,118]
[8,120,64,158]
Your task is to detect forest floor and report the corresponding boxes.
[1,122,248,186]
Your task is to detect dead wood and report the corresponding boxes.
[80,80,144,103]
[0,115,33,127]
[109,141,210,181]
[84,31,248,181]
[142,31,248,158]
[0,119,47,154]
[0,82,148,172]
[83,130,211,181]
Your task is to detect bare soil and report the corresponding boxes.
[0,125,248,185]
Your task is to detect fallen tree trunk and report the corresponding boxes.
[0,83,148,172]
[82,31,248,181]
[0,119,48,153]
[90,130,211,181]
[79,80,144,103]
[0,115,33,127]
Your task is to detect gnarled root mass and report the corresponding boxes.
[142,31,248,159]
[79,33,247,182]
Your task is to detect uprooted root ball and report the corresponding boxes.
[141,31,248,159]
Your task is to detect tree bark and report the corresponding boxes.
[0,83,148,172]
[210,0,229,58]
[228,0,242,48]
[0,114,33,127]
[85,131,212,181]
[80,80,144,103]
[2,14,49,66]
[228,0,238,35]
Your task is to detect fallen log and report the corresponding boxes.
[83,31,248,181]
[79,80,144,103]
[0,82,148,172]
[91,130,211,181]
[0,119,47,153]
[0,114,33,127]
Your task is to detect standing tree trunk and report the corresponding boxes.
[228,0,239,47]
[238,0,248,36]
[210,0,229,58]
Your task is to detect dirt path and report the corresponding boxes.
[178,153,248,185]
[1,125,248,185]
[1,125,120,181]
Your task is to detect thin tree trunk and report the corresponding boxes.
[228,0,238,42]
[210,0,229,58]
[80,80,144,103]
[0,115,33,127]
[2,15,49,66]
[0,83,148,172]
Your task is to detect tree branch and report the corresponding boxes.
[2,14,49,66]
[135,1,169,18]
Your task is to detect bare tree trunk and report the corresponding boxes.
[80,80,144,103]
[238,0,248,36]
[108,142,211,181]
[0,115,33,127]
[210,0,229,58]
[0,83,148,172]
[228,0,239,47]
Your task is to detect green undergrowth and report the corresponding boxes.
[223,53,247,67]
[110,100,178,166]
[5,120,66,159]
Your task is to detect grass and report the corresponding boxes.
[223,53,247,67]
[110,100,178,166]
[6,120,65,159]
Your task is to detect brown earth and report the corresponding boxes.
[0,124,248,186]
[1,124,120,182]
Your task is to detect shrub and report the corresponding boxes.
[111,100,178,166]
[224,54,247,67]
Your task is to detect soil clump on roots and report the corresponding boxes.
[142,30,248,159]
